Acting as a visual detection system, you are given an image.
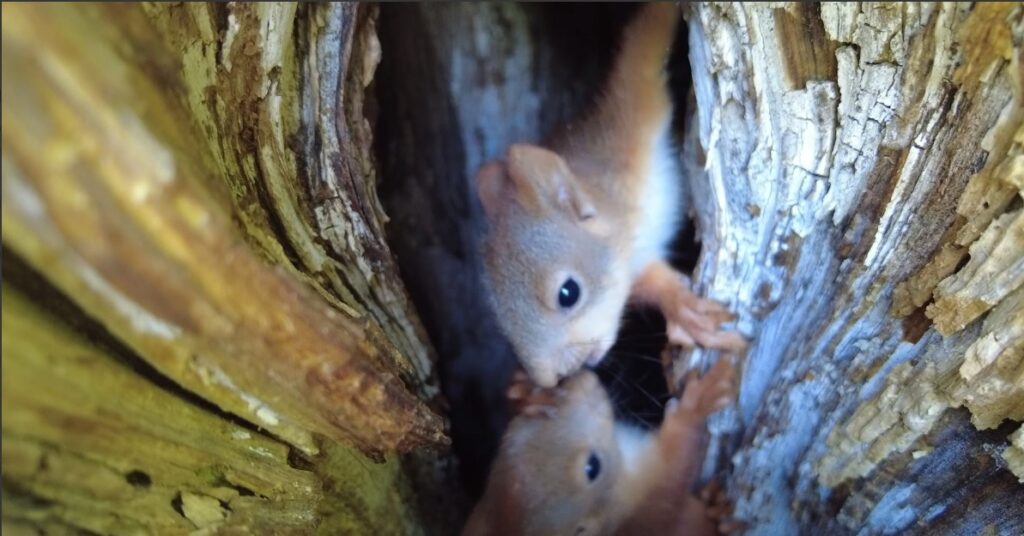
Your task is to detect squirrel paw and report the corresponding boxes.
[507,369,565,418]
[699,480,746,535]
[676,357,738,419]
[663,285,747,353]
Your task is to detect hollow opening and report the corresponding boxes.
[374,3,702,498]
[125,470,153,489]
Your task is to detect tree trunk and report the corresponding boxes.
[2,2,1022,535]
[685,3,1024,534]
[2,3,456,534]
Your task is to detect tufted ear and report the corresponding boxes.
[475,160,509,221]
[506,144,596,221]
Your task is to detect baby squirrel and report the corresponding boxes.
[462,356,738,536]
[475,2,746,387]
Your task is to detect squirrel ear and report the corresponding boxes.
[506,144,596,221]
[475,160,509,221]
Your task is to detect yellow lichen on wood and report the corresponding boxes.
[926,207,1023,335]
[817,284,1023,487]
[1,2,445,457]
[813,5,1024,489]
[890,3,1023,321]
[816,360,952,487]
[950,286,1024,429]
[1,285,320,534]
[893,73,1023,318]
[1,283,431,535]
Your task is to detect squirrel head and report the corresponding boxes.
[464,370,625,536]
[476,144,631,387]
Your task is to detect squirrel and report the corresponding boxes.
[461,356,739,536]
[474,2,746,387]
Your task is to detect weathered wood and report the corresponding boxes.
[136,3,439,400]
[1,281,437,535]
[2,1,461,534]
[685,2,1023,533]
[4,1,1022,534]
[1,2,443,458]
[1,283,319,534]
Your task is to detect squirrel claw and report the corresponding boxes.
[631,262,747,353]
[663,284,747,353]
[699,480,745,535]
[678,357,737,418]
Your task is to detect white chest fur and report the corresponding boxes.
[630,123,683,276]
[614,422,653,479]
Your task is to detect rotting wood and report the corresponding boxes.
[685,2,1023,533]
[3,1,1023,533]
[1,284,320,534]
[1,283,434,535]
[136,3,439,399]
[1,2,445,458]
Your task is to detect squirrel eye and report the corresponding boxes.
[558,278,581,309]
[584,451,601,482]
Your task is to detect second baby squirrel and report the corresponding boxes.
[475,2,746,387]
[462,356,738,536]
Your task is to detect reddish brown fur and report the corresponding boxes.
[631,261,747,351]
[545,2,681,255]
[463,358,738,536]
[475,2,745,387]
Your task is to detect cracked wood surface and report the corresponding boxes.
[136,2,439,401]
[4,2,1023,534]
[1,284,433,535]
[2,3,454,533]
[686,2,1023,534]
[2,2,444,457]
[2,285,321,534]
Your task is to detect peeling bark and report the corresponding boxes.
[2,285,321,534]
[3,1,1022,534]
[2,3,443,458]
[686,2,1024,533]
[138,2,439,399]
[2,2,453,534]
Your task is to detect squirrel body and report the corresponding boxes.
[476,3,744,387]
[462,358,737,536]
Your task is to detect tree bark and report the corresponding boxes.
[685,3,1024,533]
[3,1,1022,535]
[2,2,454,534]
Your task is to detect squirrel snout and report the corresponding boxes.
[528,364,560,389]
[523,340,611,387]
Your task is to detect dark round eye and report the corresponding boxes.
[584,451,601,482]
[558,278,581,309]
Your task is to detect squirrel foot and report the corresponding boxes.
[660,355,738,435]
[632,261,747,352]
[699,480,746,535]
[677,356,738,419]
[664,285,747,352]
